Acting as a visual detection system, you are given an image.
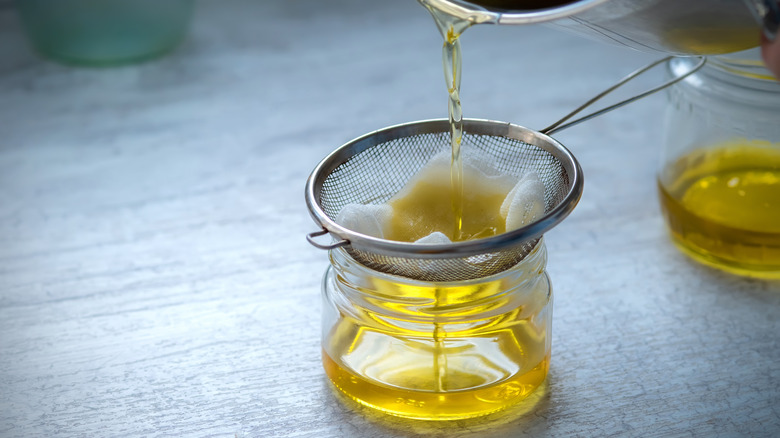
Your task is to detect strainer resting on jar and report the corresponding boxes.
[305,56,705,282]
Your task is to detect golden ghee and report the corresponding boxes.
[658,142,780,277]
[323,352,550,420]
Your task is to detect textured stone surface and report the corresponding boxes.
[1,0,778,437]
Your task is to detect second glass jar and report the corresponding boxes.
[659,49,780,278]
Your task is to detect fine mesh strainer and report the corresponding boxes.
[305,56,706,282]
[306,119,579,282]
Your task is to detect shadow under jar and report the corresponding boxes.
[658,49,780,278]
[321,240,552,420]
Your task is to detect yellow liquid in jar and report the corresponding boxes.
[661,25,760,55]
[322,270,551,420]
[323,351,550,421]
[658,142,780,277]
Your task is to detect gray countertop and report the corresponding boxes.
[1,1,779,437]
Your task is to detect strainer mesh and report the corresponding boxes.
[317,128,571,282]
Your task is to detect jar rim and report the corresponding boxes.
[323,243,551,323]
[709,48,777,82]
[671,48,779,86]
[328,237,547,287]
[668,50,780,110]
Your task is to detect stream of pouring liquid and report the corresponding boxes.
[420,3,473,393]
[425,7,471,240]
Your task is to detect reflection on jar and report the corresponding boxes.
[321,241,552,420]
[659,49,780,278]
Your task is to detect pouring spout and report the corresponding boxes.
[421,0,766,55]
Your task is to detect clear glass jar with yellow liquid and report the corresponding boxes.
[659,49,780,278]
[321,240,552,420]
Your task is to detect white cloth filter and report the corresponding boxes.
[336,151,545,243]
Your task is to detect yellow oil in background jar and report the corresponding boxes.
[659,49,780,277]
[321,241,552,420]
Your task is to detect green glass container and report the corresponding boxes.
[17,0,193,66]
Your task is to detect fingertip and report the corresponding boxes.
[760,33,780,79]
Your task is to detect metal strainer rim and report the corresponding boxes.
[305,118,584,259]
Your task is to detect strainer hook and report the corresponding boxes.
[307,228,350,250]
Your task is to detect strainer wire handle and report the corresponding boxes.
[307,228,350,250]
[541,56,707,135]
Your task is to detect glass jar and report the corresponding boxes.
[659,48,780,278]
[321,240,552,420]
